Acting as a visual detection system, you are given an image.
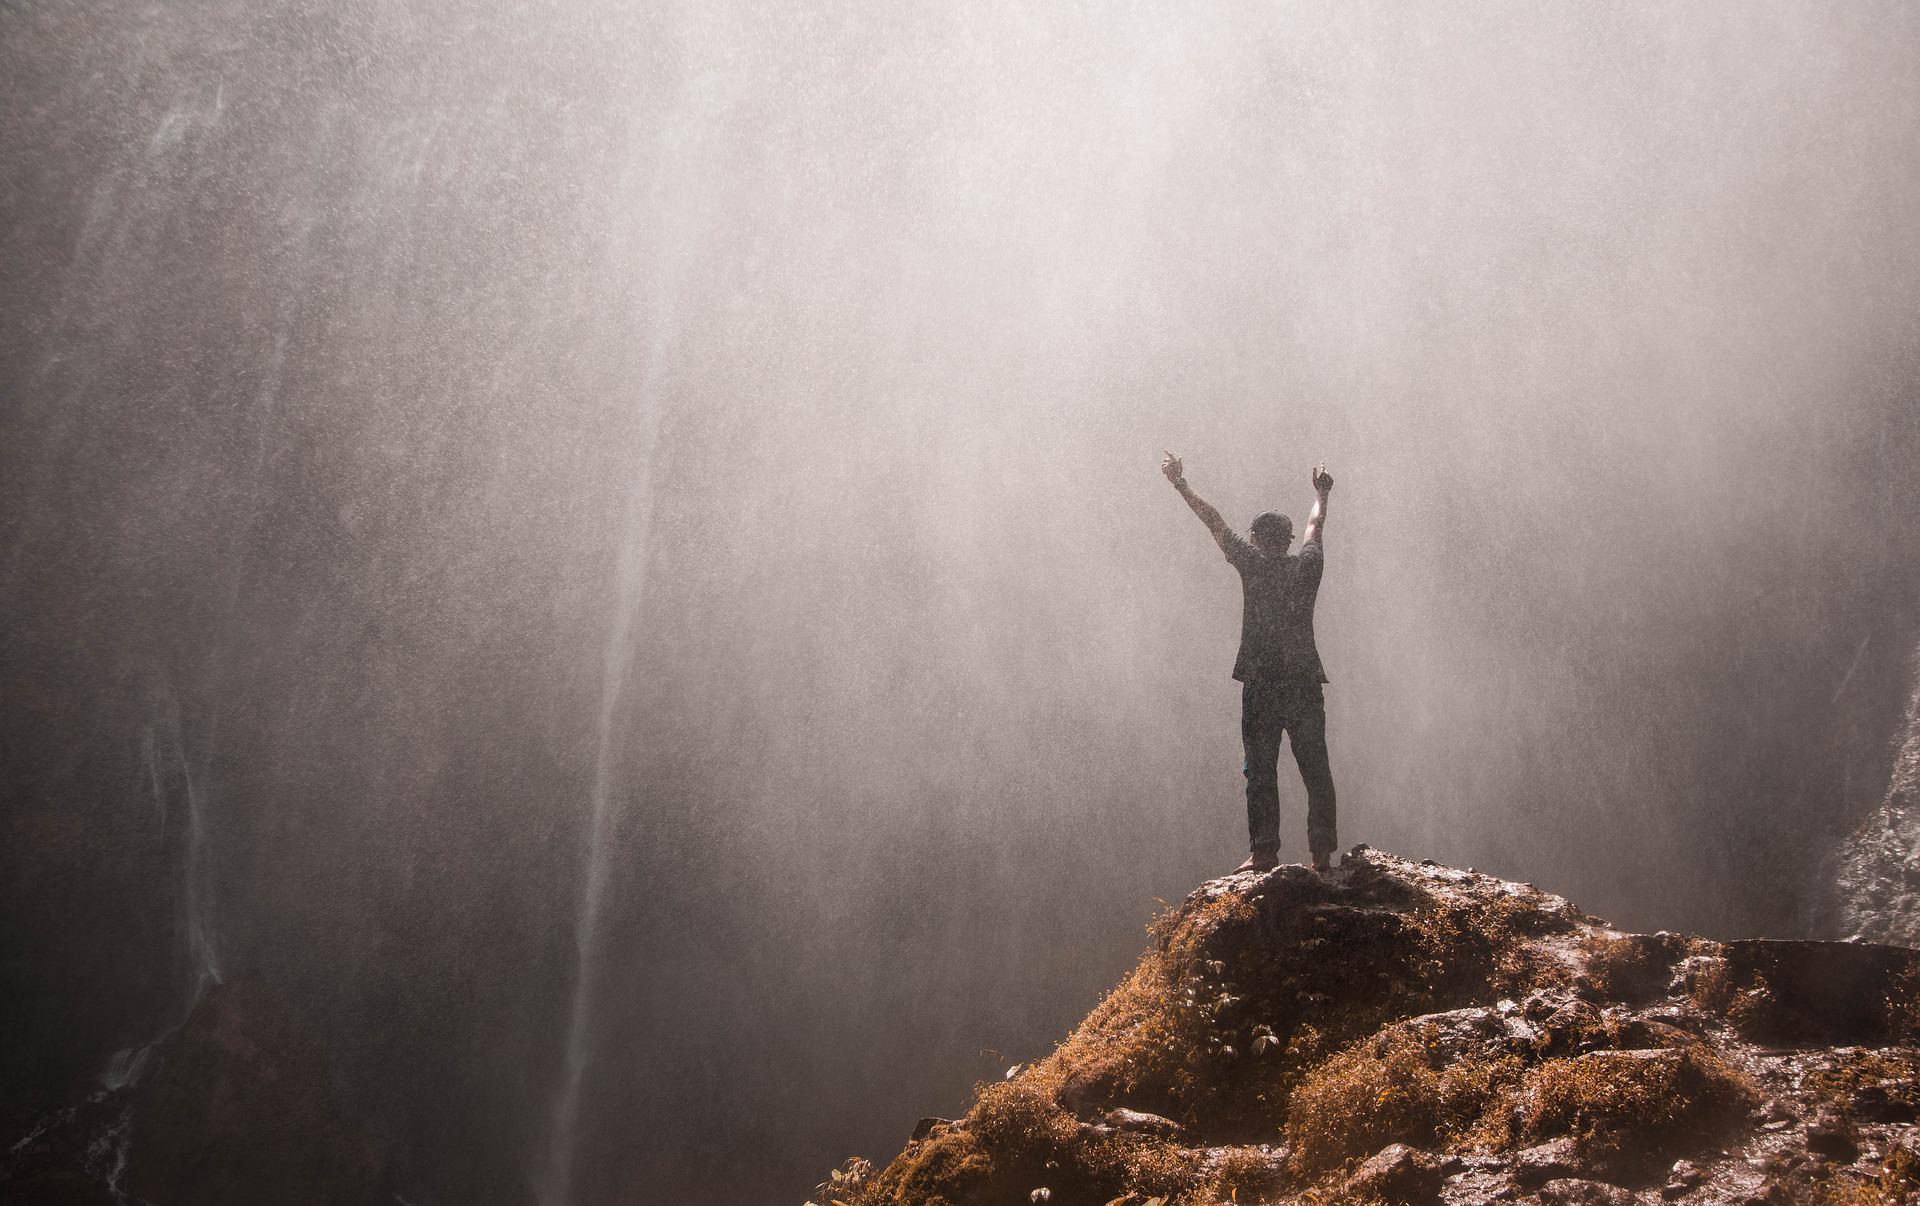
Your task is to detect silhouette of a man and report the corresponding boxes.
[1163,454,1337,873]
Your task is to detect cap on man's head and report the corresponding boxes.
[1250,512,1293,547]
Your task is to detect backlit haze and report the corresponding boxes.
[4,3,1918,1202]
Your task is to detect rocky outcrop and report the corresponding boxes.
[820,849,1920,1205]
[1,977,386,1206]
[1820,662,1920,947]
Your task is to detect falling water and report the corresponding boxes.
[143,699,222,1008]
[173,723,222,1005]
[98,1046,151,1093]
[104,698,224,1095]
[542,424,663,1206]
[85,1104,135,1204]
[538,81,709,1198]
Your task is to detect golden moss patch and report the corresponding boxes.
[1798,1138,1920,1205]
[1507,1048,1758,1176]
[1283,1024,1523,1177]
[1685,955,1737,1015]
[1805,1048,1920,1116]
[1579,934,1677,1003]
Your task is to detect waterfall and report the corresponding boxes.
[541,476,655,1206]
[104,697,224,1095]
[540,78,707,1199]
[143,698,222,1011]
[174,724,222,1004]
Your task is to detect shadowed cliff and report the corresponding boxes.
[821,850,1920,1206]
[0,977,397,1206]
[1819,654,1920,949]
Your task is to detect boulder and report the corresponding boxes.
[1346,1143,1444,1204]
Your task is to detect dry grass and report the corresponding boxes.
[1579,934,1680,1004]
[1502,1048,1758,1178]
[833,859,1776,1205]
[1685,956,1737,1015]
[1283,1028,1440,1176]
[1283,1024,1524,1177]
[1805,1049,1920,1115]
[1039,891,1259,1117]
[1802,1139,1920,1205]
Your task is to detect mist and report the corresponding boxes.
[4,2,1918,1202]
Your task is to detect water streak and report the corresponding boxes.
[541,469,657,1206]
[141,698,223,1020]
[540,78,712,1204]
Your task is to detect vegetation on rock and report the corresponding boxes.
[815,849,1920,1205]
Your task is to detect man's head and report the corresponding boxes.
[1250,511,1293,552]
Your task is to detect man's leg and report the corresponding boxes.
[1241,680,1283,860]
[1289,683,1337,864]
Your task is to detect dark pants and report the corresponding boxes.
[1242,678,1337,857]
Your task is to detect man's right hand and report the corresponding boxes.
[1161,451,1185,486]
[1311,464,1334,495]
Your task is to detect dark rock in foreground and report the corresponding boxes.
[1,977,386,1206]
[817,848,1920,1205]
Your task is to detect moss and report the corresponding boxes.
[854,1076,1076,1206]
[1686,956,1737,1015]
[1580,934,1680,1004]
[859,1070,1222,1206]
[839,857,1785,1204]
[1507,1048,1758,1178]
[1804,1140,1920,1205]
[1400,879,1580,1003]
[1042,875,1443,1141]
[1285,1028,1442,1176]
[1805,1049,1920,1116]
[1725,974,1783,1041]
[1057,893,1250,1088]
[1283,1024,1525,1177]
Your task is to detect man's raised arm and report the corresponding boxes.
[1302,464,1333,547]
[1162,451,1231,551]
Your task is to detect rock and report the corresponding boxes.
[1513,1138,1584,1188]
[125,978,385,1206]
[1100,1108,1184,1139]
[910,1116,956,1141]
[0,1167,119,1206]
[834,850,1920,1206]
[1584,932,1689,1005]
[1849,1081,1917,1123]
[1719,938,1918,1045]
[1536,1178,1638,1205]
[0,977,386,1206]
[1346,1143,1444,1204]
[1661,1158,1705,1199]
[1802,1113,1858,1163]
[1817,663,1920,947]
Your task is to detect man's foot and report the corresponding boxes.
[1310,852,1333,872]
[1233,848,1280,874]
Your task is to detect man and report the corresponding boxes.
[1163,452,1337,873]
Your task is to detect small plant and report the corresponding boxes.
[806,1156,873,1206]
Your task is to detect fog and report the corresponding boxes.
[4,2,1918,1202]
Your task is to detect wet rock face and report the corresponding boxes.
[126,977,385,1206]
[826,849,1920,1206]
[1,977,386,1206]
[1346,1142,1445,1204]
[1821,667,1920,947]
